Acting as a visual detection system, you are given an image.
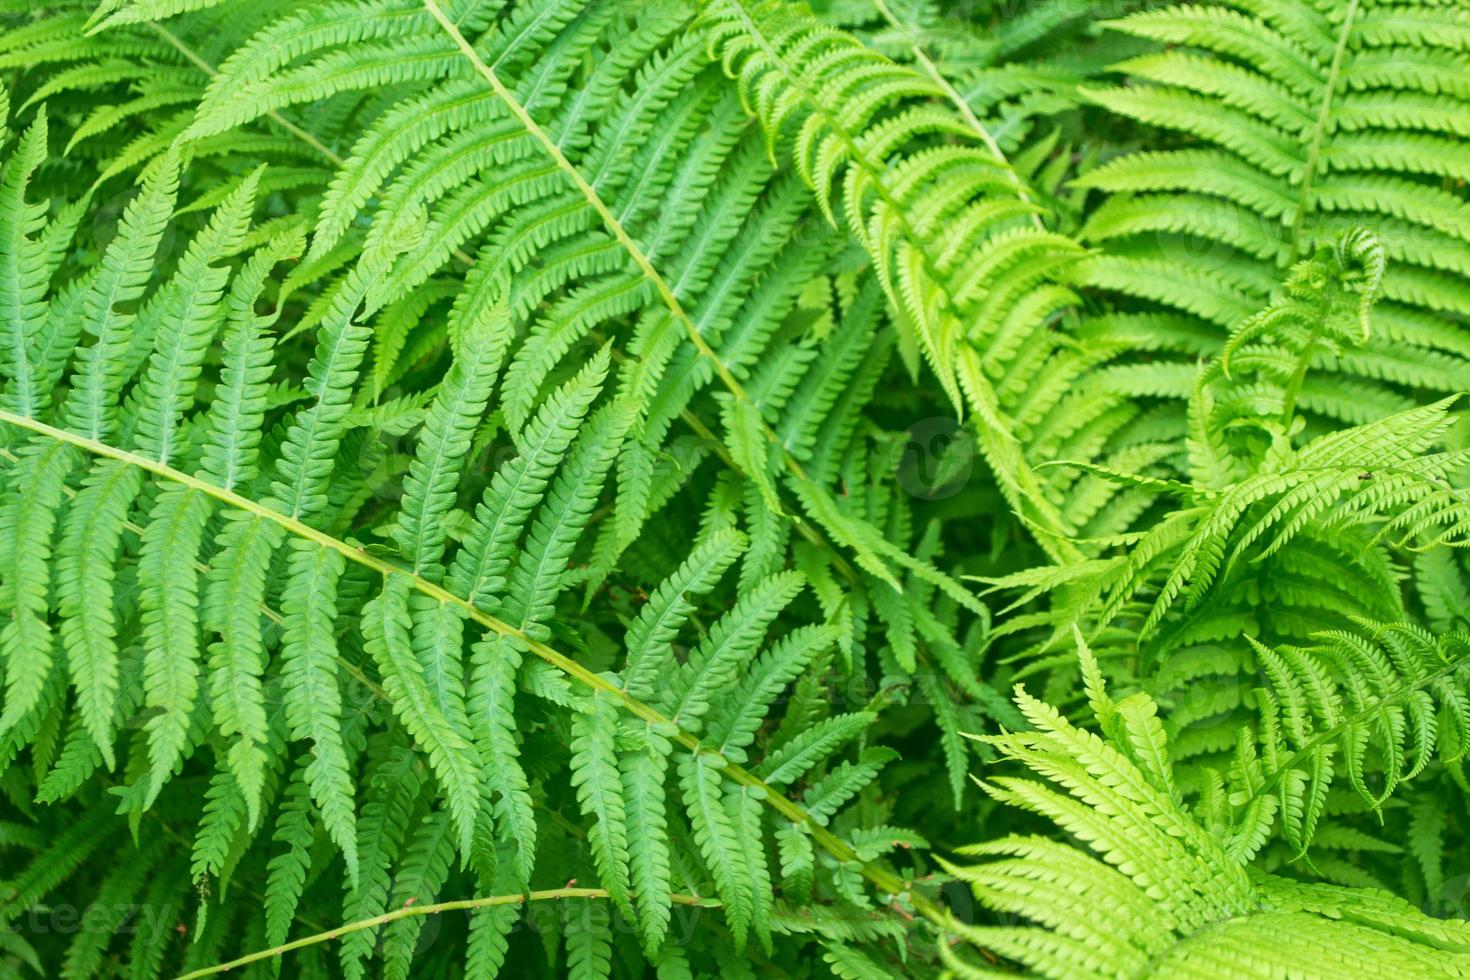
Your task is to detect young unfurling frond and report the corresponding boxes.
[1074,0,1470,427]
[989,231,1469,659]
[983,230,1470,828]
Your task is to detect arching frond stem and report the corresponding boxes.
[175,887,721,979]
[867,0,1043,230]
[420,0,908,580]
[0,408,943,926]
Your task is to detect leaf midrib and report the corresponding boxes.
[0,406,937,924]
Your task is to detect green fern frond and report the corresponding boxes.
[703,0,1090,554]
[6,1,1470,976]
[1074,0,1470,424]
[1210,620,1470,861]
[944,665,1470,978]
[0,141,920,980]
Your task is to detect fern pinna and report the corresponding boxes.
[4,0,1470,977]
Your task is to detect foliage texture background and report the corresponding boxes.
[2,0,1470,976]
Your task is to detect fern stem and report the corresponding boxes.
[0,409,947,930]
[1287,0,1360,261]
[868,0,1044,231]
[1279,322,1323,427]
[173,887,720,979]
[420,0,888,554]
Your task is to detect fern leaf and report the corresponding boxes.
[62,150,179,442]
[339,745,425,980]
[279,539,358,879]
[500,398,632,638]
[679,752,753,948]
[0,441,73,734]
[380,808,457,980]
[570,690,634,922]
[464,882,519,978]
[722,397,783,515]
[758,712,875,787]
[360,573,480,855]
[707,623,837,763]
[263,765,317,950]
[131,167,259,466]
[195,227,300,490]
[394,302,510,577]
[137,484,210,803]
[467,634,537,885]
[0,105,51,418]
[203,510,282,823]
[449,346,610,610]
[55,459,142,770]
[621,729,674,954]
[621,527,746,700]
[664,571,805,728]
[266,261,380,523]
[565,895,614,980]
